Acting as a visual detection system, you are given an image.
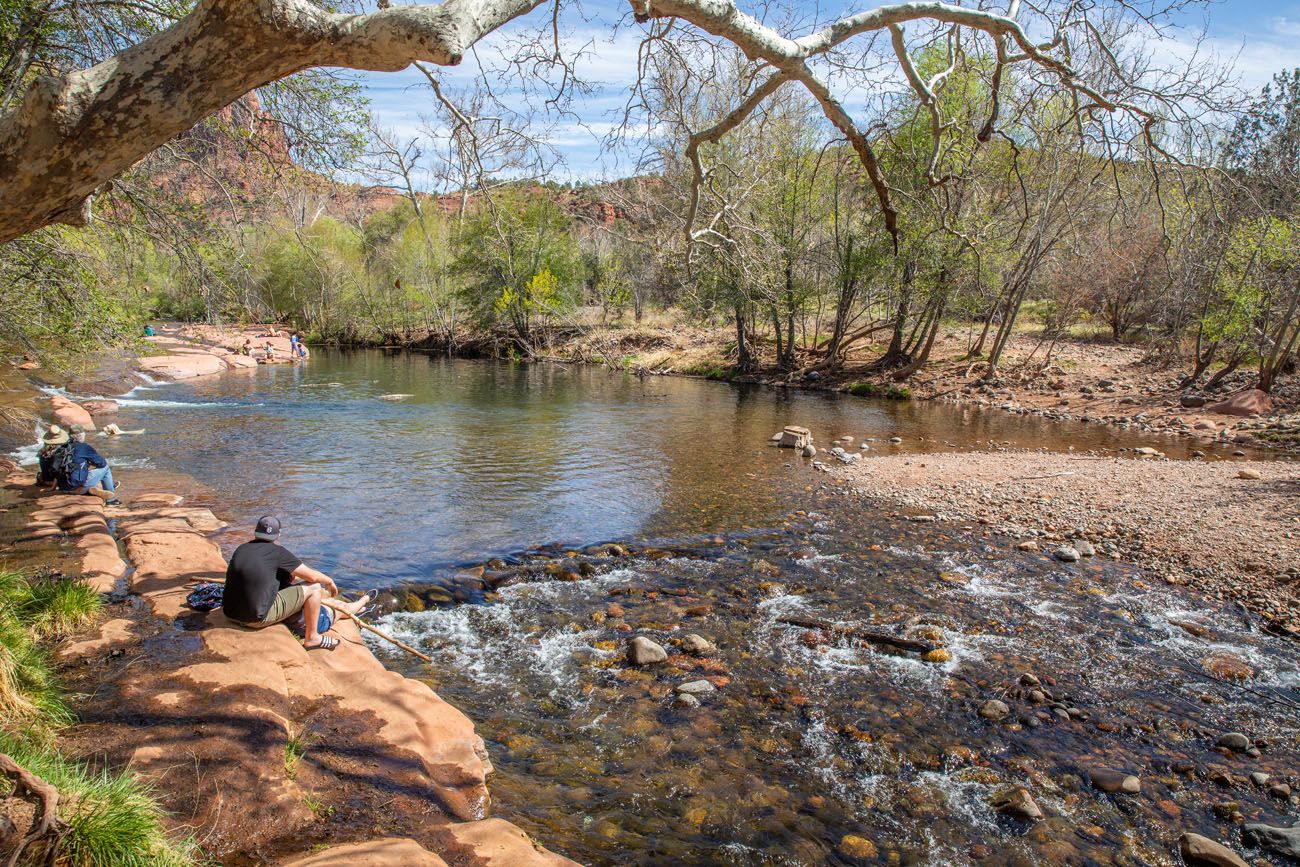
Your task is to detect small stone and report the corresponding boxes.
[1088,768,1140,794]
[838,835,878,860]
[1179,832,1250,867]
[1075,540,1096,557]
[628,636,668,666]
[978,700,1010,721]
[1238,468,1261,480]
[675,680,716,695]
[889,436,902,444]
[672,693,701,709]
[1017,540,1039,552]
[680,634,715,656]
[990,786,1043,821]
[1053,546,1080,563]
[802,444,817,458]
[1215,732,1250,752]
[1250,772,1270,787]
[923,648,951,664]
[1018,673,1040,687]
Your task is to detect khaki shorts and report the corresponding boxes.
[250,584,308,627]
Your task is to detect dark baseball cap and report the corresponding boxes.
[253,515,281,541]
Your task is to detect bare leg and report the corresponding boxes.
[323,593,371,617]
[301,584,323,647]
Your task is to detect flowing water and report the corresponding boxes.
[14,351,1300,865]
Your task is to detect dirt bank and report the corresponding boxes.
[829,449,1300,633]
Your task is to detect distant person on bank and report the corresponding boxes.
[222,516,372,651]
[36,424,122,505]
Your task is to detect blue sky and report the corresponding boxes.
[355,0,1300,188]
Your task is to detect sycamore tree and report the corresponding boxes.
[0,0,1226,253]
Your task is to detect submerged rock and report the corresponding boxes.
[1243,823,1300,859]
[680,634,715,656]
[1178,832,1249,867]
[1088,768,1140,794]
[675,680,715,695]
[628,636,668,666]
[978,700,1010,721]
[1053,546,1080,563]
[1214,732,1250,752]
[990,786,1043,821]
[838,835,878,860]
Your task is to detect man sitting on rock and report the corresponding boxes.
[222,515,371,651]
[38,424,122,505]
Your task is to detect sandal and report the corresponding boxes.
[305,635,339,651]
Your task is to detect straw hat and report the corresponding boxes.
[42,425,69,445]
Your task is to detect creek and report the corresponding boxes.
[14,351,1300,865]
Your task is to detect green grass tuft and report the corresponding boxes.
[24,573,103,640]
[0,732,196,867]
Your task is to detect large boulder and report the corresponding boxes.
[223,354,259,370]
[80,399,119,416]
[1207,388,1272,417]
[48,394,95,430]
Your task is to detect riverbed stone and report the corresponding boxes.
[1178,832,1250,867]
[673,693,701,709]
[1207,388,1272,417]
[838,834,878,859]
[1088,769,1140,794]
[680,634,715,656]
[1053,546,1080,563]
[1215,732,1250,752]
[778,426,812,449]
[629,636,668,666]
[676,680,716,695]
[802,444,817,457]
[1237,468,1262,480]
[1202,652,1254,681]
[1243,823,1300,858]
[1075,540,1096,557]
[978,700,1010,721]
[1017,540,1040,552]
[990,786,1043,821]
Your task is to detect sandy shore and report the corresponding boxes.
[832,450,1300,633]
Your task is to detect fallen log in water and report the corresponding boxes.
[777,616,936,654]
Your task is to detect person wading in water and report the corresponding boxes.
[222,515,372,650]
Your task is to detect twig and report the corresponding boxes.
[1011,471,1076,481]
[324,602,433,664]
[777,616,936,653]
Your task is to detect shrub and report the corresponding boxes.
[848,382,911,400]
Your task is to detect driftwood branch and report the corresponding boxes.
[1,752,69,867]
[778,616,936,653]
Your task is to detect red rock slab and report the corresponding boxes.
[441,819,581,866]
[122,518,495,823]
[224,354,259,369]
[29,493,125,591]
[282,839,450,867]
[56,617,135,661]
[1207,388,1272,417]
[137,354,227,380]
[49,394,95,430]
[80,399,119,416]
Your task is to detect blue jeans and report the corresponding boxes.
[83,465,115,494]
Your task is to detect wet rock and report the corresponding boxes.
[81,399,119,415]
[1202,652,1254,681]
[923,649,951,664]
[801,444,817,458]
[1053,546,1080,563]
[1134,447,1164,457]
[1243,824,1300,859]
[676,680,716,695]
[1088,768,1140,794]
[628,636,668,666]
[680,634,714,656]
[990,786,1043,821]
[1178,832,1249,867]
[778,426,812,449]
[1017,540,1040,552]
[838,834,878,860]
[1237,468,1262,480]
[978,700,1011,721]
[1215,732,1250,752]
[673,693,701,709]
[1019,673,1041,687]
[889,436,902,444]
[1075,540,1096,557]
[1250,771,1270,787]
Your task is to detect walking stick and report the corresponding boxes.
[323,600,434,664]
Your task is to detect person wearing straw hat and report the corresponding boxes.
[35,424,69,488]
[52,424,122,505]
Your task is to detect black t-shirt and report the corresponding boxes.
[222,540,303,622]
